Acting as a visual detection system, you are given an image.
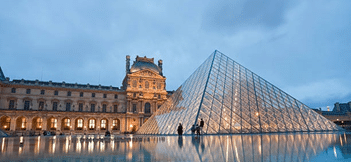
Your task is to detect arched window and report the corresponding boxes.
[89,119,95,130]
[101,119,107,130]
[145,102,151,114]
[145,81,149,89]
[76,118,83,130]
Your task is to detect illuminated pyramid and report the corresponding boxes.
[137,51,341,134]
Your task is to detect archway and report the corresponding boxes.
[16,116,26,130]
[75,118,84,130]
[47,117,57,130]
[0,116,11,131]
[61,117,71,130]
[32,117,43,130]
[100,118,108,130]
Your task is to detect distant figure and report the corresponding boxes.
[105,130,111,137]
[177,123,183,136]
[191,124,196,134]
[196,124,200,136]
[199,118,204,134]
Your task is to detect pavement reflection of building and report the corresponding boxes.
[0,133,345,161]
[313,101,351,129]
[0,56,170,136]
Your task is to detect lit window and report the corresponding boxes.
[36,118,42,129]
[101,119,106,130]
[21,118,26,129]
[89,119,95,129]
[64,118,70,127]
[77,119,83,128]
[51,118,57,129]
[113,119,120,130]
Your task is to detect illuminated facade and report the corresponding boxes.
[138,51,341,134]
[0,56,168,136]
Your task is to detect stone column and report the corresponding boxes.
[10,117,16,131]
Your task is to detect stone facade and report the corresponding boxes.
[0,56,169,136]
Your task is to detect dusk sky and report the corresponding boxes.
[1,0,350,110]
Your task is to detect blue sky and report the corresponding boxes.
[1,0,350,110]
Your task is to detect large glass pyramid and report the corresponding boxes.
[137,51,341,134]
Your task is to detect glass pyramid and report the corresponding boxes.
[137,50,341,134]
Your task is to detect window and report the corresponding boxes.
[50,118,57,129]
[36,118,42,129]
[89,119,95,130]
[66,103,71,111]
[103,94,107,98]
[145,81,149,89]
[132,104,137,113]
[101,119,107,130]
[133,93,136,98]
[145,102,151,114]
[24,101,30,110]
[78,103,83,112]
[112,119,120,130]
[158,105,161,109]
[38,101,44,110]
[53,102,58,111]
[158,94,161,99]
[91,104,95,112]
[92,93,95,97]
[26,89,31,94]
[67,91,71,96]
[21,118,26,130]
[80,92,83,97]
[9,100,15,109]
[114,94,118,99]
[11,88,16,93]
[102,104,107,112]
[114,105,118,113]
[77,119,83,130]
[132,80,137,87]
[64,118,70,130]
[157,83,161,89]
[54,90,58,95]
[77,119,83,129]
[40,90,45,95]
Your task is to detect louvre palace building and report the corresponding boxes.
[0,56,170,136]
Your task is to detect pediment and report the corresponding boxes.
[129,69,163,78]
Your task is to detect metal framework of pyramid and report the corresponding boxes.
[137,51,341,135]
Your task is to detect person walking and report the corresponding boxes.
[177,123,183,136]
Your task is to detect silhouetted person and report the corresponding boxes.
[196,124,200,136]
[200,118,204,134]
[177,123,183,136]
[105,130,111,137]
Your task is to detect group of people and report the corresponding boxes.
[177,118,204,136]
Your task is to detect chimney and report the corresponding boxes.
[327,106,330,111]
[126,55,130,74]
[158,59,163,76]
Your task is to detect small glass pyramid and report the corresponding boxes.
[137,51,341,134]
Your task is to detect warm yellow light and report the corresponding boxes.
[130,124,133,128]
[4,126,7,128]
[256,112,259,116]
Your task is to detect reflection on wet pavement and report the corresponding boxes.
[0,132,350,161]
